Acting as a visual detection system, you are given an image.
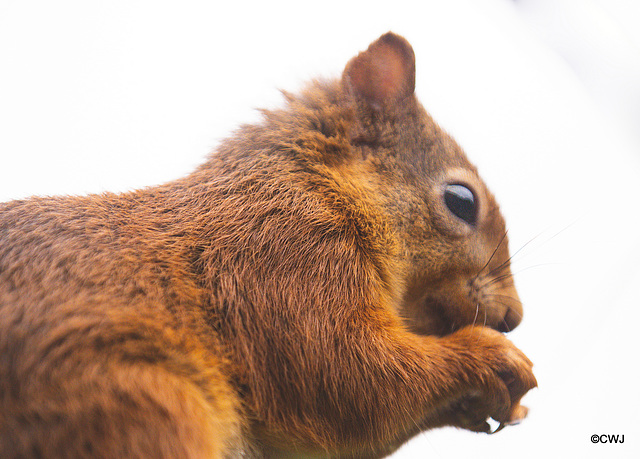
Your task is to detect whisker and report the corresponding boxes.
[472,302,480,327]
[544,218,581,244]
[485,231,544,278]
[485,293,521,305]
[504,262,563,280]
[480,262,562,290]
[484,259,512,279]
[485,257,511,279]
[477,230,509,277]
[516,262,564,271]
[494,220,579,273]
[481,272,515,288]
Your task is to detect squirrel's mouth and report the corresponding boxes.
[424,296,476,336]
[398,272,522,336]
[401,291,521,337]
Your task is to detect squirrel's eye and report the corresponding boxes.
[444,184,476,225]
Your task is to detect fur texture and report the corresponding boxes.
[0,33,536,458]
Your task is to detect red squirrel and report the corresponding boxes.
[0,33,536,458]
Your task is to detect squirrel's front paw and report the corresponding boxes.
[444,325,537,433]
[445,392,529,433]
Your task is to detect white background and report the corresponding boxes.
[1,1,639,457]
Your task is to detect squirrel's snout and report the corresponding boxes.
[497,297,523,333]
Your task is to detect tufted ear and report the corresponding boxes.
[342,32,416,108]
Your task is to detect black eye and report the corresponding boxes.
[444,184,477,225]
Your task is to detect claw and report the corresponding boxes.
[486,417,501,434]
[488,404,529,434]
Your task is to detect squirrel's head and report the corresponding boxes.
[341,33,523,336]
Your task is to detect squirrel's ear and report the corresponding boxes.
[342,32,416,108]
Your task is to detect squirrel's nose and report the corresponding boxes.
[495,285,523,333]
[497,300,523,332]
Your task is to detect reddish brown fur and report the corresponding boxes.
[0,33,535,458]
